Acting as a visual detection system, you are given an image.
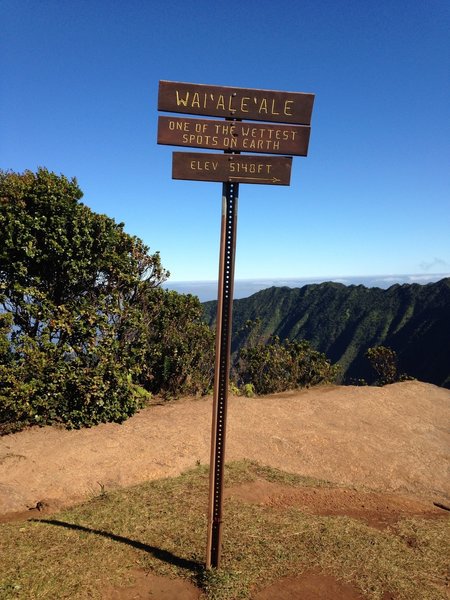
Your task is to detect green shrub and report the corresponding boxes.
[237,336,339,395]
[240,382,255,397]
[0,168,166,432]
[365,345,414,386]
[139,288,214,398]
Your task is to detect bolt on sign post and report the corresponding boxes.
[157,81,314,569]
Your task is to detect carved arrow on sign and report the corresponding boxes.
[172,152,292,186]
[229,176,282,183]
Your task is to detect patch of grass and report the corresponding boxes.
[0,461,448,599]
[238,460,334,488]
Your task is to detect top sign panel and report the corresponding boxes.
[158,81,315,125]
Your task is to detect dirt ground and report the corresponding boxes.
[1,380,450,599]
[100,569,370,600]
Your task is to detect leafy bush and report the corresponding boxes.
[237,336,339,395]
[0,168,218,433]
[138,287,215,398]
[365,345,413,386]
[0,168,166,432]
[240,383,255,397]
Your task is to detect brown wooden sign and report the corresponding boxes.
[172,152,292,185]
[158,116,310,156]
[158,81,314,125]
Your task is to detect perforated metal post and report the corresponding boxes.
[206,181,239,570]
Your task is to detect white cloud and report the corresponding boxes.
[420,258,450,272]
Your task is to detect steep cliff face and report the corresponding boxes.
[203,278,450,387]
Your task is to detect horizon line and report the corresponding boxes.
[165,272,450,284]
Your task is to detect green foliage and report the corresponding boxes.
[228,380,240,396]
[366,346,398,385]
[237,336,339,395]
[203,279,450,388]
[365,345,413,386]
[138,288,214,398]
[348,378,368,386]
[0,168,168,433]
[227,381,255,397]
[240,382,255,397]
[0,313,12,363]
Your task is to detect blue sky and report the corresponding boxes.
[1,0,449,290]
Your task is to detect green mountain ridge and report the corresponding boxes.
[202,278,450,388]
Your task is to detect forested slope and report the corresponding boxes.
[203,279,450,387]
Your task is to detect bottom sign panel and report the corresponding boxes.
[172,152,292,185]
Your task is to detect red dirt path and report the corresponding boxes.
[1,381,449,598]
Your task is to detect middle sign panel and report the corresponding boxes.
[158,116,310,156]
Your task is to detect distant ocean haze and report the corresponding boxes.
[164,273,450,302]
